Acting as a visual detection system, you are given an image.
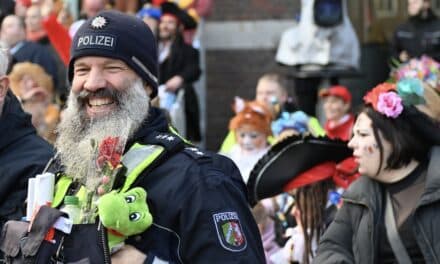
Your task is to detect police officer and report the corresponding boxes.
[51,10,265,263]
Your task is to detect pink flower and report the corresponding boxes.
[377,92,403,118]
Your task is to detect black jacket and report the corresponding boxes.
[128,107,265,263]
[159,37,202,141]
[0,91,53,230]
[314,146,440,264]
[391,10,440,62]
[50,107,265,263]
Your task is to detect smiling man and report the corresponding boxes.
[50,10,265,264]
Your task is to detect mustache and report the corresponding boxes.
[77,88,121,104]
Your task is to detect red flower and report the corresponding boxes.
[97,137,123,168]
[363,83,396,111]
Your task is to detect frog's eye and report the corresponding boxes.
[125,195,136,203]
[129,212,141,222]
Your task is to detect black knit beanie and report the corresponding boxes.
[69,10,158,98]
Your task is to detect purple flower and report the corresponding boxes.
[377,92,403,118]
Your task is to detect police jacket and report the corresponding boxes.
[51,107,266,264]
[313,146,440,264]
[0,91,53,231]
[391,9,440,62]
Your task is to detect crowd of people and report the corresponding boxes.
[0,0,438,263]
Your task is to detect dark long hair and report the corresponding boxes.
[295,179,334,264]
[361,105,439,174]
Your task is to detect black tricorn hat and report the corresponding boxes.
[247,135,352,206]
[160,2,197,30]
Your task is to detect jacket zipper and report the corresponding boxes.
[343,198,375,263]
[98,221,111,264]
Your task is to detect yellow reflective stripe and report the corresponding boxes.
[77,186,87,206]
[52,176,73,208]
[53,176,87,208]
[54,142,165,207]
[168,125,191,144]
[121,144,165,193]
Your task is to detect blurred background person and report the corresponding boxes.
[391,0,440,63]
[220,73,322,153]
[319,85,354,141]
[14,0,32,18]
[220,98,272,183]
[69,0,107,37]
[252,201,282,264]
[8,62,60,143]
[0,14,58,90]
[158,2,201,142]
[25,3,69,101]
[136,3,161,37]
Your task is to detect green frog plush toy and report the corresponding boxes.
[98,187,153,253]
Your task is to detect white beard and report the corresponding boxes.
[55,78,150,189]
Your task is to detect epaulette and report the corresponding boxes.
[182,146,211,161]
[145,131,185,154]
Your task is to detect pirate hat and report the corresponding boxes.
[247,135,353,206]
[161,2,197,30]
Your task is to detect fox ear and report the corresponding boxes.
[233,96,245,114]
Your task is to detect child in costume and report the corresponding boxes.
[220,97,272,183]
[319,85,354,141]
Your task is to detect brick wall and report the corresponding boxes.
[208,0,300,21]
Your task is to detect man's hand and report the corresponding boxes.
[165,76,184,92]
[111,245,147,264]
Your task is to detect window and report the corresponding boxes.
[374,0,399,17]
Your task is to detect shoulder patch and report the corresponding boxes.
[183,147,210,160]
[145,131,184,153]
[212,212,247,252]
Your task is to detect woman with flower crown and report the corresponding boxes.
[313,81,440,264]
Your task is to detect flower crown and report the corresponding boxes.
[390,55,439,92]
[363,79,426,118]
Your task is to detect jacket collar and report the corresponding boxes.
[126,106,169,147]
[418,146,440,206]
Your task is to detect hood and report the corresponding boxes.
[0,90,36,149]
